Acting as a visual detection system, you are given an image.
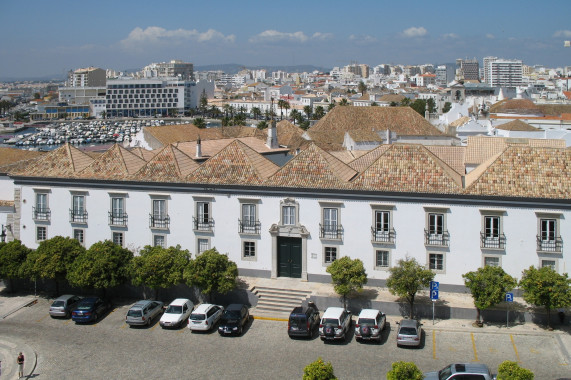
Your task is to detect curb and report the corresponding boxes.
[253,315,288,322]
[1,299,38,320]
[25,350,38,379]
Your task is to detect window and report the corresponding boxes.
[282,205,295,225]
[109,197,127,226]
[375,250,390,268]
[484,256,500,267]
[372,210,395,243]
[150,199,169,229]
[428,253,444,271]
[324,246,337,264]
[34,192,50,221]
[541,260,556,270]
[243,241,256,259]
[194,201,214,231]
[112,232,124,247]
[197,238,209,254]
[481,214,505,249]
[424,209,449,246]
[320,207,342,239]
[36,226,47,242]
[153,234,165,248]
[537,217,562,252]
[73,228,85,245]
[70,195,87,223]
[240,203,259,234]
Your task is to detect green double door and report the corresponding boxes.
[278,237,302,278]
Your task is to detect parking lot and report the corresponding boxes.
[0,297,569,379]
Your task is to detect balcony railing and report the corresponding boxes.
[320,223,343,239]
[149,214,170,229]
[424,229,450,247]
[371,227,396,243]
[69,209,88,223]
[239,219,261,234]
[109,211,128,227]
[536,235,563,253]
[193,217,214,231]
[33,207,51,221]
[480,233,506,249]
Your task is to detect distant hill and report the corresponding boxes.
[195,63,331,74]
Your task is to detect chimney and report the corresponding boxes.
[266,119,278,149]
[385,129,391,145]
[425,100,430,120]
[196,135,202,158]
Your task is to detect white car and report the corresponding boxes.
[354,308,386,342]
[319,307,352,341]
[188,303,224,331]
[159,298,194,328]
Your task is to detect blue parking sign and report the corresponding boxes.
[430,281,439,290]
[505,293,514,302]
[431,289,439,300]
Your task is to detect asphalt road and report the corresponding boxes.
[0,298,568,379]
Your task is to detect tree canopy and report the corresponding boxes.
[184,248,237,302]
[462,265,517,325]
[386,361,423,380]
[497,360,534,380]
[386,257,434,318]
[0,240,31,291]
[326,256,367,309]
[303,357,337,380]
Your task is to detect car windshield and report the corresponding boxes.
[52,301,65,307]
[127,309,142,317]
[223,310,240,319]
[439,365,453,380]
[358,318,376,326]
[289,317,305,328]
[398,327,417,335]
[322,318,339,325]
[190,313,205,321]
[165,305,182,314]
[76,303,94,310]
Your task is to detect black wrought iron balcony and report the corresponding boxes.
[371,227,396,243]
[69,209,88,223]
[239,219,261,234]
[193,217,214,231]
[149,214,170,229]
[320,223,343,239]
[480,232,506,249]
[536,235,562,253]
[424,229,450,247]
[109,211,128,227]
[33,207,51,221]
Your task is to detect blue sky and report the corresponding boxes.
[1,0,570,79]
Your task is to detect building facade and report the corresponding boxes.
[486,59,523,88]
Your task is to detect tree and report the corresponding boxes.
[277,99,287,120]
[400,98,411,106]
[67,240,133,297]
[462,265,517,326]
[303,105,312,120]
[427,98,436,113]
[130,245,191,299]
[497,361,534,380]
[223,104,232,118]
[256,120,268,130]
[339,98,348,106]
[290,109,301,124]
[184,248,238,302]
[283,100,290,119]
[386,361,423,380]
[0,240,31,292]
[442,102,452,113]
[221,116,232,126]
[303,357,336,380]
[371,102,379,106]
[29,236,85,295]
[313,106,325,120]
[358,81,367,94]
[193,117,206,129]
[34,92,41,99]
[251,106,262,120]
[386,257,434,319]
[300,120,310,131]
[519,266,571,329]
[233,113,246,126]
[325,256,367,309]
[327,102,336,111]
[199,89,208,116]
[410,99,426,116]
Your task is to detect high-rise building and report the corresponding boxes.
[483,56,498,85]
[456,58,480,81]
[67,67,106,87]
[486,59,523,87]
[435,64,455,86]
[141,60,194,80]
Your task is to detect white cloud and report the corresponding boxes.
[311,32,333,40]
[486,34,495,39]
[442,33,458,39]
[120,26,235,49]
[349,34,378,44]
[249,30,308,43]
[402,26,427,38]
[553,30,571,38]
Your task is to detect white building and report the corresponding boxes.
[486,59,523,88]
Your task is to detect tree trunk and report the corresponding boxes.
[476,307,481,325]
[547,307,552,329]
[409,294,415,319]
[343,295,347,310]
[55,279,60,296]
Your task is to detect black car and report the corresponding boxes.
[218,304,249,336]
[288,302,320,338]
[71,297,110,323]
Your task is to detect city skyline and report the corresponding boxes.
[1,0,570,80]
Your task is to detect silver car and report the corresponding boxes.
[396,319,422,347]
[126,300,164,326]
[49,295,82,318]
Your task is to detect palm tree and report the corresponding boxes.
[251,107,261,120]
[313,106,325,120]
[290,109,300,125]
[339,98,349,106]
[193,117,206,129]
[358,81,367,94]
[223,104,232,118]
[327,102,336,111]
[283,100,290,119]
[256,120,268,130]
[277,99,286,120]
[303,105,312,121]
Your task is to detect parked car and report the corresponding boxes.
[396,318,422,347]
[188,303,224,331]
[319,307,352,341]
[354,308,386,342]
[424,363,496,380]
[49,294,82,318]
[218,304,249,336]
[159,298,194,328]
[71,297,109,323]
[126,300,164,327]
[288,302,320,338]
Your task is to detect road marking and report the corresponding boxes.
[510,334,521,363]
[36,314,49,323]
[489,347,497,353]
[150,322,158,330]
[252,315,288,322]
[530,348,538,354]
[121,323,126,329]
[64,320,70,325]
[178,328,186,333]
[432,330,437,359]
[471,333,479,362]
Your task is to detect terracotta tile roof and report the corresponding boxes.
[7,144,93,178]
[489,99,542,115]
[425,146,466,175]
[274,120,305,147]
[174,137,288,160]
[130,147,156,161]
[186,140,279,185]
[145,124,267,147]
[348,145,392,172]
[495,120,539,131]
[0,147,44,167]
[449,116,470,127]
[352,144,463,194]
[307,106,443,150]
[464,146,571,199]
[130,145,199,182]
[465,136,565,165]
[330,150,369,164]
[347,130,384,143]
[78,144,146,179]
[264,143,358,189]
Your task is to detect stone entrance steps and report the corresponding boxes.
[251,286,312,319]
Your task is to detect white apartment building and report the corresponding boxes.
[140,60,194,80]
[486,58,523,87]
[67,67,106,88]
